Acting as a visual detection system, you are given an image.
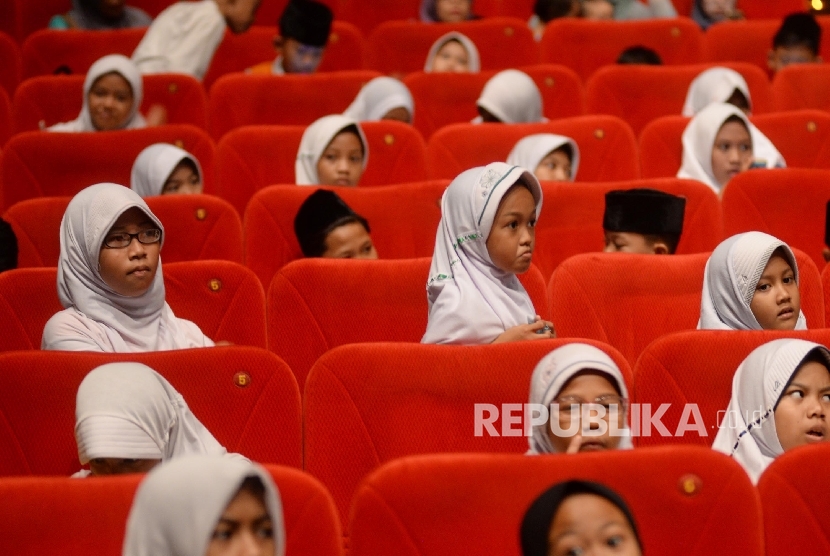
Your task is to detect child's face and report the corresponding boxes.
[87,72,133,131]
[581,0,614,20]
[162,161,202,195]
[382,106,412,124]
[710,120,752,187]
[98,207,161,297]
[768,45,820,75]
[322,222,378,259]
[220,0,260,34]
[534,147,572,182]
[774,360,830,452]
[89,457,160,476]
[316,131,364,186]
[485,184,536,274]
[547,371,626,453]
[281,37,325,74]
[603,232,660,255]
[700,0,732,19]
[432,40,470,73]
[548,494,642,556]
[207,487,275,556]
[435,0,471,22]
[749,253,801,330]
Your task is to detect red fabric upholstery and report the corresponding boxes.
[638,114,688,179]
[305,340,630,527]
[586,62,771,136]
[404,65,584,140]
[0,5,18,43]
[349,447,763,556]
[0,125,215,211]
[0,267,61,351]
[703,20,780,74]
[129,0,184,16]
[737,0,808,19]
[772,64,830,112]
[366,18,538,76]
[721,168,830,268]
[0,32,20,97]
[207,70,380,140]
[633,329,830,449]
[0,464,341,556]
[2,196,67,267]
[16,0,69,42]
[426,117,637,182]
[533,178,722,280]
[0,346,301,476]
[267,258,549,389]
[214,121,427,214]
[0,87,10,147]
[821,263,830,327]
[243,181,447,287]
[20,28,145,78]
[337,0,420,36]
[540,17,705,81]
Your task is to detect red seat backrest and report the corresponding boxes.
[305,340,630,527]
[821,264,830,327]
[16,0,72,42]
[426,117,638,182]
[0,125,215,211]
[349,447,763,556]
[20,28,145,78]
[0,87,10,147]
[0,6,18,43]
[243,182,447,287]
[336,0,420,37]
[540,17,704,82]
[772,64,830,112]
[0,31,20,97]
[737,0,807,19]
[703,19,780,75]
[633,329,830,449]
[638,114,688,179]
[0,346,301,476]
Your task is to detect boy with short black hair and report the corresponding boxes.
[768,12,822,75]
[603,189,685,255]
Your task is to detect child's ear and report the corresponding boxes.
[273,35,283,51]
[652,241,669,255]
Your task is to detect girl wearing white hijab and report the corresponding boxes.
[527,343,633,455]
[419,0,476,23]
[42,183,215,352]
[507,134,580,182]
[130,143,204,197]
[123,454,285,556]
[474,69,545,124]
[424,31,481,73]
[48,54,146,133]
[422,162,553,344]
[73,362,241,477]
[342,76,415,124]
[712,338,830,484]
[699,231,806,331]
[295,114,369,186]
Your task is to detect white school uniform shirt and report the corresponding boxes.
[130,143,203,198]
[421,162,542,344]
[343,76,415,122]
[698,231,807,331]
[48,54,147,132]
[73,362,241,477]
[41,183,215,352]
[507,134,580,181]
[712,339,830,484]
[526,343,633,455]
[131,0,227,81]
[473,69,546,124]
[123,454,286,556]
[424,31,481,72]
[295,114,369,185]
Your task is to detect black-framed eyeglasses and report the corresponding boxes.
[102,228,162,249]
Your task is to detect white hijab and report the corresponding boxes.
[123,454,286,556]
[712,339,830,484]
[48,54,146,133]
[130,143,203,198]
[527,343,633,455]
[699,231,807,331]
[42,183,214,352]
[342,76,414,122]
[424,31,481,72]
[474,70,545,124]
[295,114,369,185]
[507,134,580,182]
[422,162,542,345]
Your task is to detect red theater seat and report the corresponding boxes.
[16,0,73,42]
[0,87,10,146]
[0,5,18,43]
[243,182,447,287]
[0,347,301,476]
[540,17,704,81]
[0,125,215,211]
[267,258,549,389]
[305,340,630,528]
[426,117,637,182]
[349,447,763,556]
[703,19,780,74]
[214,121,427,214]
[821,264,830,327]
[20,28,145,78]
[737,0,807,19]
[0,32,20,97]
[337,0,420,36]
[772,64,830,112]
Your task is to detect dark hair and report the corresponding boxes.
[0,218,18,273]
[617,46,663,65]
[551,143,573,164]
[721,113,751,135]
[168,157,201,183]
[534,0,579,21]
[643,233,681,255]
[237,475,267,498]
[725,88,750,112]
[773,12,821,55]
[294,189,372,257]
[327,124,365,159]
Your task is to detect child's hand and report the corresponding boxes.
[566,433,583,454]
[492,318,555,343]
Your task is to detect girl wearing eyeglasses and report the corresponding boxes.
[42,183,215,352]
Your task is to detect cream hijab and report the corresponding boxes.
[699,231,807,331]
[527,343,633,454]
[507,134,580,181]
[422,162,542,344]
[123,454,286,556]
[712,339,830,484]
[295,114,369,185]
[424,31,481,72]
[342,76,414,122]
[130,143,203,198]
[48,54,146,132]
[475,70,545,124]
